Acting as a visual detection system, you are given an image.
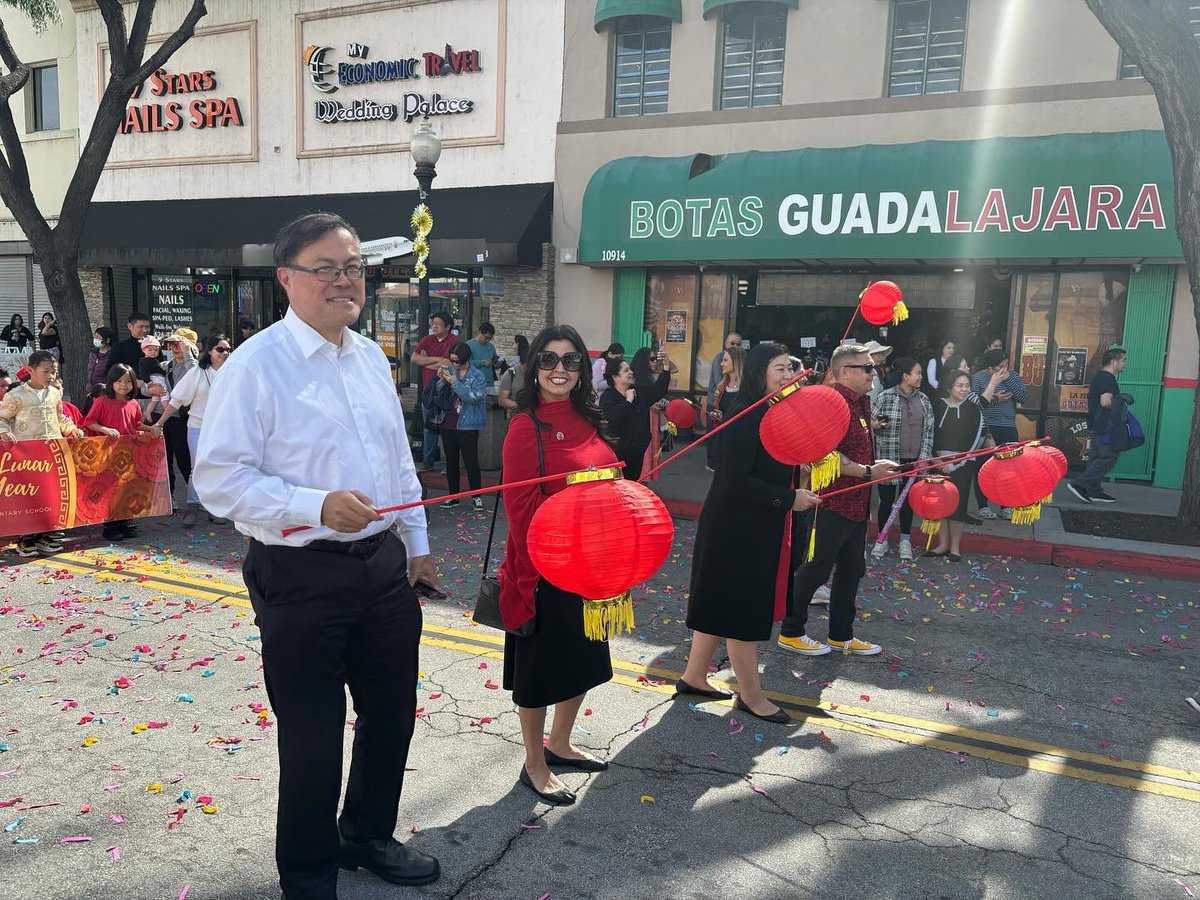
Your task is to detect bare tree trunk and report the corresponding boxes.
[39,250,92,401]
[1084,0,1200,527]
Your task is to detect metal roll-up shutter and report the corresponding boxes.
[0,256,31,328]
[30,261,51,321]
[111,267,133,329]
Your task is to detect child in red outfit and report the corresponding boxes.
[82,363,161,541]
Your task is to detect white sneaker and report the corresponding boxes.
[977,508,998,520]
[870,541,888,559]
[472,497,485,512]
[811,584,831,605]
[899,538,913,562]
[1000,507,1013,520]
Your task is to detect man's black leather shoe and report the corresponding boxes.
[338,837,441,886]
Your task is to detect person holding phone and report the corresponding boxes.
[970,348,1028,519]
[194,213,442,898]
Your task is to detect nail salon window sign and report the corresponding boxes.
[296,0,507,160]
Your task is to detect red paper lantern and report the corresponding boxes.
[527,468,674,640]
[859,281,908,326]
[665,398,698,430]
[909,476,960,548]
[1029,442,1067,502]
[761,384,851,489]
[977,447,1060,524]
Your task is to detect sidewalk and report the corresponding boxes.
[415,417,1200,580]
[644,435,1200,581]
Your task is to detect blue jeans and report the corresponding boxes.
[421,407,441,465]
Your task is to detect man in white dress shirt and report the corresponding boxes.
[195,212,441,900]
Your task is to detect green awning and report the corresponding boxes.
[595,0,684,31]
[703,0,798,18]
[578,132,1182,265]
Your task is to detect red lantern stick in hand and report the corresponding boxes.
[977,446,1060,525]
[760,383,850,490]
[527,467,674,641]
[908,476,960,550]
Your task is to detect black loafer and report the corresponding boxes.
[338,836,440,886]
[519,765,576,805]
[544,747,609,772]
[674,678,733,700]
[734,696,792,725]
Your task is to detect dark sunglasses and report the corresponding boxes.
[841,363,878,373]
[536,350,583,372]
[213,346,232,354]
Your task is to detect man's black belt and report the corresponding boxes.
[304,531,389,558]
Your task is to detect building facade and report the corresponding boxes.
[555,0,1200,488]
[69,0,563,381]
[0,3,88,346]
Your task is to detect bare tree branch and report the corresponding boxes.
[95,0,130,79]
[129,0,207,86]
[56,0,208,249]
[0,19,29,188]
[127,0,156,69]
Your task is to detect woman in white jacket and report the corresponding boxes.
[155,334,230,526]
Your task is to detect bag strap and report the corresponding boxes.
[482,411,547,577]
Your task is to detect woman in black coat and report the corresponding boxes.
[599,351,671,481]
[1,314,35,350]
[680,343,820,724]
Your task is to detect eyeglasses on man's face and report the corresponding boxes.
[841,363,878,373]
[287,263,365,283]
[536,351,583,372]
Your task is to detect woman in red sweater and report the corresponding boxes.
[500,325,617,807]
[82,363,160,541]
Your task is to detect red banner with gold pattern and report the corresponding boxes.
[0,435,170,537]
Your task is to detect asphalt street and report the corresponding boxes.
[1,505,1197,900]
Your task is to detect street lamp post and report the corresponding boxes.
[411,120,442,339]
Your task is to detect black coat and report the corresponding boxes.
[600,370,670,465]
[686,404,799,642]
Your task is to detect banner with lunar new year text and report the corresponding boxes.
[0,435,171,538]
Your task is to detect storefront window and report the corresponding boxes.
[695,273,735,395]
[645,271,697,392]
[1016,270,1129,465]
[372,280,419,385]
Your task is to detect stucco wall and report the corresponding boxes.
[74,0,564,202]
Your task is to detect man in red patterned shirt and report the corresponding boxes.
[779,344,898,657]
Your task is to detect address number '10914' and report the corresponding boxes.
[601,249,627,261]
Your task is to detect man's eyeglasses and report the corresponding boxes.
[287,263,365,282]
[841,363,878,373]
[536,351,583,372]
[213,346,232,355]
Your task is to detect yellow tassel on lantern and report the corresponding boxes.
[1010,503,1042,525]
[1043,492,1054,504]
[809,451,841,491]
[582,592,635,641]
[892,300,909,325]
[806,519,817,562]
[920,517,941,550]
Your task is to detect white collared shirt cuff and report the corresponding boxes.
[397,527,430,560]
[291,488,329,528]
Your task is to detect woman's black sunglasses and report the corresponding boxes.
[536,351,583,372]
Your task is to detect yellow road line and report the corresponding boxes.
[41,549,1200,802]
